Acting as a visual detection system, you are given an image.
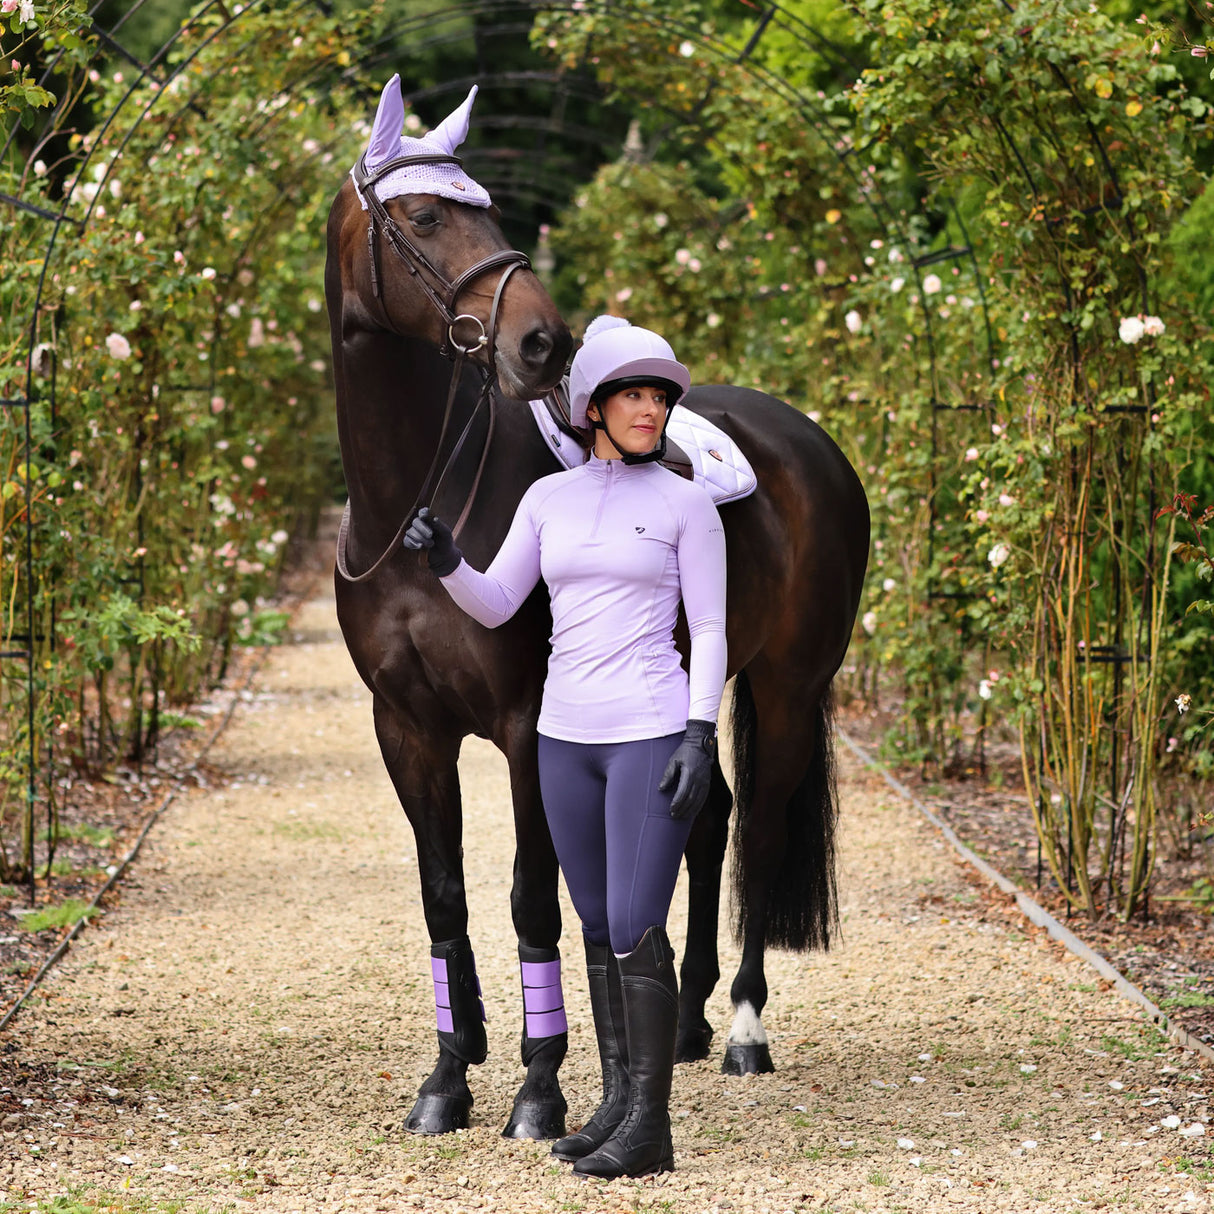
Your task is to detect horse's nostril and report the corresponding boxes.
[519,327,555,367]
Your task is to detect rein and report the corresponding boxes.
[336,152,530,583]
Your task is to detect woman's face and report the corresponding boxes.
[587,385,669,459]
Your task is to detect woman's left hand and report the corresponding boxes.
[659,720,717,819]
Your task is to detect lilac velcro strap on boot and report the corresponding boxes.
[432,956,486,1028]
[430,937,487,1065]
[520,954,568,1041]
[431,955,454,1033]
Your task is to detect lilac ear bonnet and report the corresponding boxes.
[351,75,492,210]
[568,316,692,429]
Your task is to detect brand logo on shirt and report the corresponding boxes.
[635,526,646,534]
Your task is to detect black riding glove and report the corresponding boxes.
[402,507,463,576]
[659,719,717,820]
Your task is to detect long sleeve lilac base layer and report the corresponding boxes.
[439,454,728,743]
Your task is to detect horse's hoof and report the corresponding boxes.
[676,1023,714,1063]
[721,1042,775,1075]
[502,1098,567,1140]
[405,1093,473,1134]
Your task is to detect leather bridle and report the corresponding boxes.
[337,151,533,583]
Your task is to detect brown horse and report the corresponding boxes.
[326,82,870,1138]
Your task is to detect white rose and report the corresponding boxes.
[861,610,878,636]
[988,543,1011,569]
[105,333,131,360]
[923,274,942,295]
[1143,315,1165,337]
[845,310,862,334]
[1118,316,1145,344]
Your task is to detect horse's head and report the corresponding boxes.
[327,76,571,399]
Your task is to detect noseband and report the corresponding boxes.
[338,153,533,583]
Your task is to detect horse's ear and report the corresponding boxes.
[366,74,405,169]
[424,85,478,156]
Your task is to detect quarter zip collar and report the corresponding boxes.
[585,451,656,538]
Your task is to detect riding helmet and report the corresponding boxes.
[568,316,691,430]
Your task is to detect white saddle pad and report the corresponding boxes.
[527,399,757,505]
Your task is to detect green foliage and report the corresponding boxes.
[16,897,99,932]
[0,2,385,879]
[0,1190,187,1214]
[537,0,1214,918]
[39,822,113,847]
[0,0,91,135]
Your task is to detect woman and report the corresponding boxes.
[403,315,727,1178]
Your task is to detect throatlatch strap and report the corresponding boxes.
[430,937,488,1065]
[519,944,567,1063]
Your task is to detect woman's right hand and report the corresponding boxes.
[403,507,463,576]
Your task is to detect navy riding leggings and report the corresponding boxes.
[537,732,692,956]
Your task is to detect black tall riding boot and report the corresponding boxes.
[573,926,677,1178]
[552,938,629,1161]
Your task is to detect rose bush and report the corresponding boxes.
[536,0,1214,918]
[0,2,383,879]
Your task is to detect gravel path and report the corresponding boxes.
[4,576,1213,1213]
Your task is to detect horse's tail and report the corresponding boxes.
[729,670,839,952]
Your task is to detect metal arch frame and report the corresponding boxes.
[0,0,337,898]
[0,0,606,894]
[2,0,1159,901]
[0,0,982,893]
[523,1,1166,866]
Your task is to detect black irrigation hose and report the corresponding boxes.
[838,728,1214,1068]
[0,563,330,1034]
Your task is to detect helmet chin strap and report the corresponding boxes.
[590,409,671,466]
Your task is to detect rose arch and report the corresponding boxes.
[1,0,1206,920]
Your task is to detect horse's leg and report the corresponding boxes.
[676,757,732,1063]
[502,729,568,1140]
[723,669,836,1076]
[373,697,483,1134]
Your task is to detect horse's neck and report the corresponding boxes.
[335,329,462,549]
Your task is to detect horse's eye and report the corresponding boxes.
[409,211,439,231]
